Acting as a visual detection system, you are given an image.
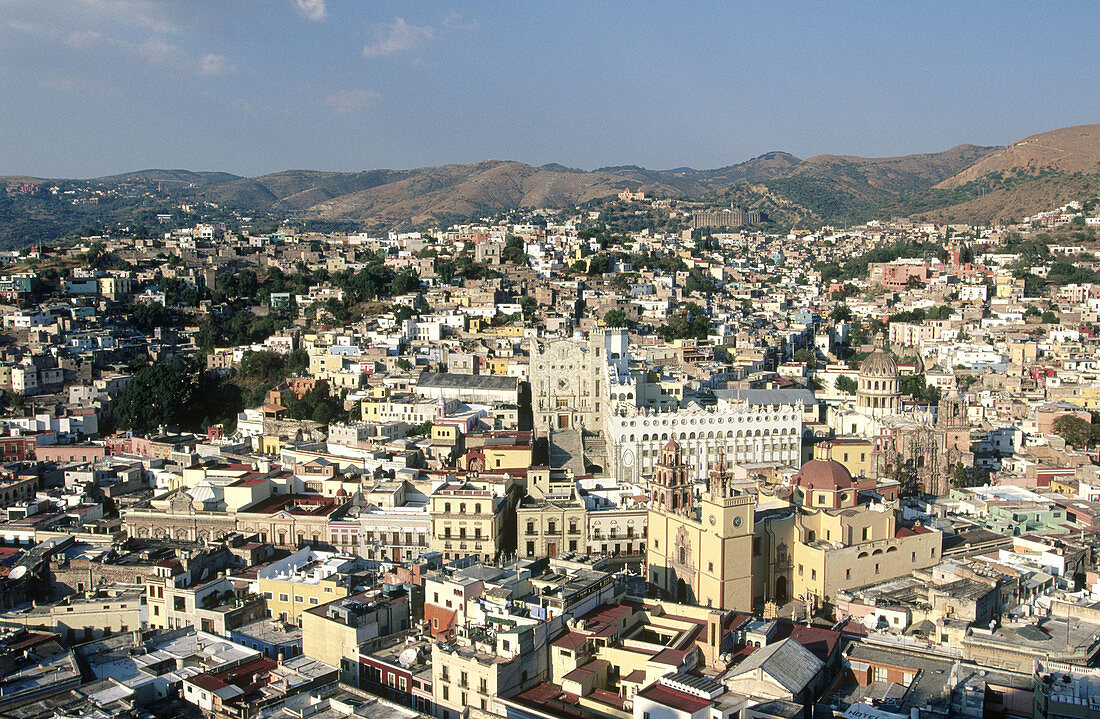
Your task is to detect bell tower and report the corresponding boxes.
[652,440,692,517]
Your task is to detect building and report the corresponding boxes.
[428,480,510,563]
[647,443,755,611]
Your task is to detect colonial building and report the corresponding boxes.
[752,459,942,609]
[428,480,510,563]
[647,442,942,612]
[646,442,755,611]
[531,329,802,482]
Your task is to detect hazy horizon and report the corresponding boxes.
[1,1,1097,178]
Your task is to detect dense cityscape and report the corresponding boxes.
[4,3,1100,719]
[0,182,1095,719]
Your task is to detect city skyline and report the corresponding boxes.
[1,0,1097,177]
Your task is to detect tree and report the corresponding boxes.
[899,374,941,403]
[1053,415,1091,449]
[604,309,627,327]
[830,304,852,322]
[502,235,527,265]
[952,463,970,488]
[83,241,106,267]
[519,295,538,320]
[395,358,413,372]
[407,420,434,436]
[113,355,199,433]
[132,302,167,332]
[391,270,420,296]
[835,376,858,395]
[240,350,288,385]
[1041,310,1057,324]
[793,348,817,369]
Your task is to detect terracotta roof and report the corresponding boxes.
[550,631,588,652]
[636,684,712,713]
[792,459,854,491]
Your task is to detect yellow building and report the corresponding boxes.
[647,442,755,611]
[256,551,356,624]
[813,438,876,479]
[647,443,942,612]
[428,481,508,563]
[752,459,941,608]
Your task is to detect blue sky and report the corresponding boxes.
[1,0,1096,178]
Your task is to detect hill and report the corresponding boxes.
[11,124,1100,243]
[866,124,1100,224]
[937,124,1100,188]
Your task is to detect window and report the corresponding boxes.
[874,563,880,575]
[279,593,289,602]
[708,562,714,572]
[798,564,803,576]
[873,666,888,683]
[526,541,535,556]
[861,527,869,541]
[173,597,185,612]
[442,686,449,701]
[309,597,319,605]
[845,568,851,580]
[294,595,304,603]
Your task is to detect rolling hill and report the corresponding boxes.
[4,123,1100,244]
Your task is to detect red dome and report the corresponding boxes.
[792,460,854,491]
[335,488,348,497]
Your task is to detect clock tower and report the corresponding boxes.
[647,442,754,611]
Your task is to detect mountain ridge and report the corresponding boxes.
[4,124,1100,240]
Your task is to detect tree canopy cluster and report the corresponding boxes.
[658,302,711,341]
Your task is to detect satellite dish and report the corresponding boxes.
[9,566,27,580]
[398,648,419,668]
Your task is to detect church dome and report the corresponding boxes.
[859,347,898,379]
[792,459,854,491]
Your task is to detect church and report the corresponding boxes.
[827,333,972,496]
[647,441,942,612]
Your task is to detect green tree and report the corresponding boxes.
[1041,310,1057,324]
[519,295,538,320]
[793,348,817,369]
[952,463,970,488]
[604,309,628,327]
[835,375,858,395]
[113,356,199,433]
[830,304,852,322]
[395,358,413,371]
[1053,415,1091,448]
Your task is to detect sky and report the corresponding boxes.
[0,0,1097,178]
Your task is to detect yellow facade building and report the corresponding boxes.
[647,442,755,611]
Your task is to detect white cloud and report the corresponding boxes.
[198,52,234,76]
[362,17,435,58]
[135,36,180,64]
[76,0,177,34]
[441,11,479,32]
[65,29,103,48]
[294,0,326,22]
[324,88,381,114]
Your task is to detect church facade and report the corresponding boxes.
[647,444,942,612]
[530,329,802,480]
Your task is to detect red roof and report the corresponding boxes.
[793,459,854,491]
[551,631,588,652]
[650,648,689,667]
[636,684,712,713]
